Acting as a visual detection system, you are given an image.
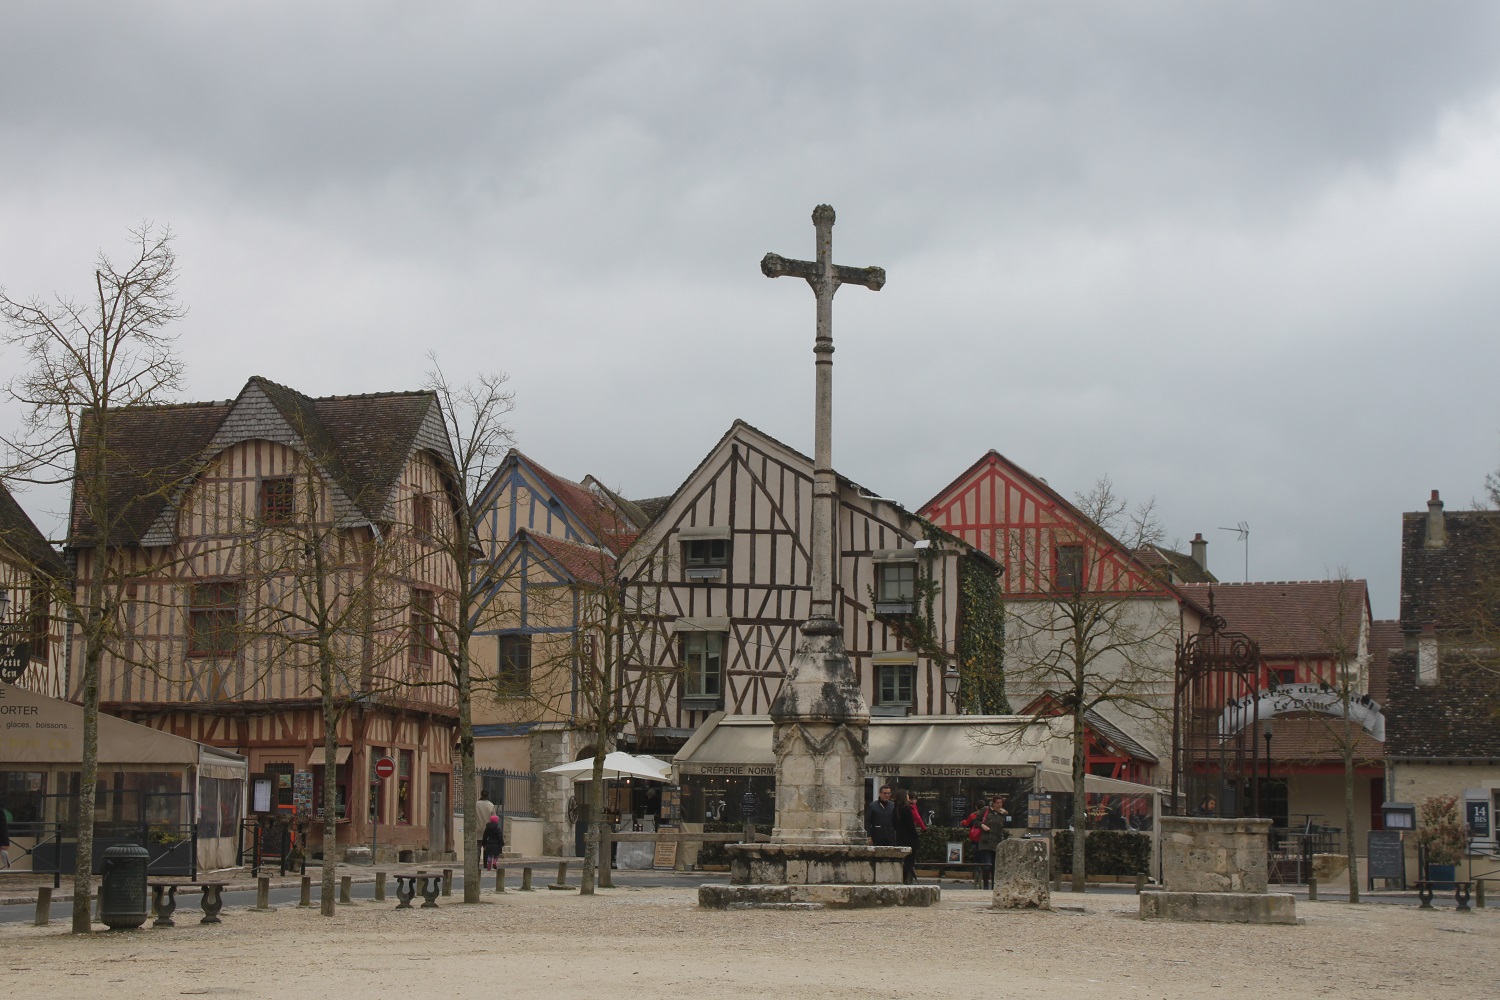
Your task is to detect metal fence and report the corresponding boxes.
[475,768,536,819]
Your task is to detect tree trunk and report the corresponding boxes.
[458,639,480,903]
[1070,703,1088,893]
[71,547,107,934]
[1342,682,1359,903]
[320,650,339,916]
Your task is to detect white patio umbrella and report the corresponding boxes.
[541,751,670,782]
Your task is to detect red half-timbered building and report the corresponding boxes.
[922,450,1206,776]
[70,377,463,860]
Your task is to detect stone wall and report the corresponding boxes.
[1160,816,1271,893]
[529,728,580,856]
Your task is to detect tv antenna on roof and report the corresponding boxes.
[1217,522,1249,582]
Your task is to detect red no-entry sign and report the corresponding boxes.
[374,756,396,780]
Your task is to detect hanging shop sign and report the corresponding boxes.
[1219,683,1385,741]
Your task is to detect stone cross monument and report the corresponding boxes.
[759,205,885,845]
[700,206,936,907]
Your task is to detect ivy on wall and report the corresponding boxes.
[958,555,1009,714]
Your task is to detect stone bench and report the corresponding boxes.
[1416,879,1473,912]
[148,881,228,926]
[393,872,444,909]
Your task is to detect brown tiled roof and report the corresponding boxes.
[513,452,637,556]
[1135,544,1217,584]
[631,496,672,522]
[523,531,616,586]
[0,481,66,575]
[69,377,441,546]
[71,400,233,546]
[1247,717,1384,765]
[1366,619,1401,705]
[1179,581,1369,657]
[1385,502,1500,759]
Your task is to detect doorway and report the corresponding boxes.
[428,774,447,854]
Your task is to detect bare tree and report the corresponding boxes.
[419,359,514,903]
[990,477,1178,892]
[1,225,185,933]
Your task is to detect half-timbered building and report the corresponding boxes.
[0,481,67,698]
[68,376,463,860]
[922,450,1206,778]
[468,450,648,851]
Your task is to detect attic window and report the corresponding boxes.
[684,538,729,577]
[412,493,434,537]
[875,562,917,614]
[260,478,294,526]
[1055,545,1084,592]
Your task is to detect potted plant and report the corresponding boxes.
[1417,794,1466,888]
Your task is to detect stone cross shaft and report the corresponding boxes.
[761,204,885,625]
[761,205,885,845]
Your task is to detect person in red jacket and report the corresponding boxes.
[892,788,927,884]
[962,794,1009,889]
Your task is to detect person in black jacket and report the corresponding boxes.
[892,788,927,884]
[481,813,504,870]
[864,785,896,846]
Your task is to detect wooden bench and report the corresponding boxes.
[148,881,228,926]
[914,862,988,887]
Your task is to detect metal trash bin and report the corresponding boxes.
[100,843,151,930]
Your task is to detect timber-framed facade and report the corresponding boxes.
[69,376,463,860]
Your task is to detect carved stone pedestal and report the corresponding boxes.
[1140,817,1297,925]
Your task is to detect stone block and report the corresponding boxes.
[1159,817,1271,894]
[1139,890,1297,925]
[992,838,1051,910]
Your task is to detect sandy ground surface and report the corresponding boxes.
[2,887,1494,1000]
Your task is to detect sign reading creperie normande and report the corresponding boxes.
[681,763,1028,778]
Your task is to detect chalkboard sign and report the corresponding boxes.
[1367,830,1405,885]
[949,796,968,820]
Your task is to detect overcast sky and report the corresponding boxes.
[4,3,1500,617]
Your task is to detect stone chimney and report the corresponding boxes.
[1189,532,1208,573]
[1425,490,1445,549]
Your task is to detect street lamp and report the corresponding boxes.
[942,666,961,713]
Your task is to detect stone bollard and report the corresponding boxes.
[442,868,453,897]
[1476,879,1486,909]
[1135,873,1147,894]
[255,876,272,911]
[35,887,52,927]
[494,867,505,893]
[1308,875,1318,902]
[991,838,1051,910]
[521,867,534,892]
[299,876,312,908]
[340,875,353,904]
[375,871,386,902]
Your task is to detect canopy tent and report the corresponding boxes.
[542,751,672,783]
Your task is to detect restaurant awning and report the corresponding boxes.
[674,713,1073,779]
[0,681,204,765]
[1036,769,1160,796]
[305,745,353,767]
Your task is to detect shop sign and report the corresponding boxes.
[1220,683,1385,741]
[1467,798,1491,838]
[0,626,30,682]
[685,763,775,776]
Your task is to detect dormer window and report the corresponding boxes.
[1055,544,1084,592]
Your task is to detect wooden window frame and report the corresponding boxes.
[497,633,532,692]
[409,589,436,665]
[875,562,918,613]
[681,631,724,702]
[684,538,729,570]
[1054,544,1084,593]
[396,749,413,825]
[188,582,240,657]
[875,662,915,708]
[259,477,295,526]
[411,493,434,539]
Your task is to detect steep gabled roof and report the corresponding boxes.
[523,531,617,587]
[1180,581,1369,658]
[69,376,449,547]
[497,451,639,556]
[622,419,996,573]
[0,481,66,575]
[923,449,1202,612]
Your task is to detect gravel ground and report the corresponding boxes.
[2,887,1494,999]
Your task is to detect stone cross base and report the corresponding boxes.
[1160,816,1272,893]
[725,843,907,885]
[699,883,940,910]
[1140,890,1298,925]
[991,838,1051,910]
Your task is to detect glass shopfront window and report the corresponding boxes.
[0,770,46,824]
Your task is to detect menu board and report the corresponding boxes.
[1027,792,1053,830]
[653,827,680,869]
[1367,830,1404,882]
